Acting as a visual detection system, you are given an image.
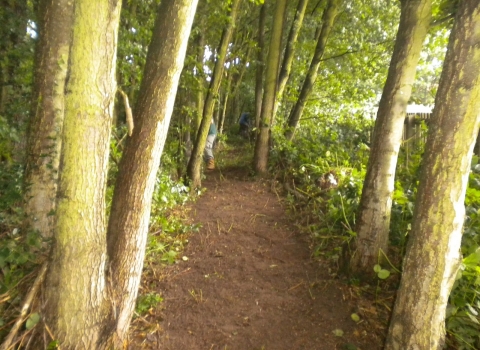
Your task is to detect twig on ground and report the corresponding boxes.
[287,281,305,291]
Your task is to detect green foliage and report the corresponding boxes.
[117,0,159,113]
[270,115,370,259]
[373,264,390,280]
[46,341,59,350]
[0,209,43,341]
[135,292,163,316]
[445,169,480,349]
[0,115,20,164]
[411,29,449,105]
[25,312,40,330]
[145,169,199,265]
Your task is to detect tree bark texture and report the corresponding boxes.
[187,0,242,188]
[253,0,287,175]
[23,0,73,239]
[42,0,121,348]
[285,0,338,141]
[254,4,266,130]
[385,1,480,348]
[106,0,198,346]
[351,0,431,277]
[274,0,309,118]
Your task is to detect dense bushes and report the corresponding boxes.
[271,115,480,349]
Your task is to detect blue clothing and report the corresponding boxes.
[208,122,217,136]
[239,113,250,126]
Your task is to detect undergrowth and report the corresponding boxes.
[0,127,200,340]
[270,117,480,349]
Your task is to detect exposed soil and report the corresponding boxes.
[131,161,386,349]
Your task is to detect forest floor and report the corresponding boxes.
[130,145,389,350]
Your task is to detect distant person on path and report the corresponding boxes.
[204,119,217,170]
[239,112,251,139]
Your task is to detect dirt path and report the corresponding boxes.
[133,166,383,349]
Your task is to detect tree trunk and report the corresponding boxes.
[351,0,431,277]
[42,0,121,347]
[187,0,242,188]
[285,0,338,140]
[106,0,198,346]
[230,45,251,106]
[385,1,480,348]
[23,0,73,239]
[218,77,231,135]
[274,0,309,117]
[253,0,287,175]
[254,4,266,130]
[195,31,205,138]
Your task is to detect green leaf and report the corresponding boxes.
[351,313,361,322]
[377,269,391,279]
[46,340,59,350]
[26,313,40,330]
[463,250,480,267]
[373,264,382,273]
[332,329,344,337]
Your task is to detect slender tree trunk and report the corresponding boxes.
[274,0,309,117]
[254,4,266,130]
[23,0,73,239]
[254,0,287,175]
[187,0,242,188]
[42,0,121,347]
[231,45,251,102]
[195,31,205,138]
[285,0,338,140]
[214,97,221,125]
[385,2,480,348]
[218,77,231,135]
[351,0,431,277]
[105,0,198,346]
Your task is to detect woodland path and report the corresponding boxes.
[131,158,384,349]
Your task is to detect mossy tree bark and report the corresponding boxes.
[187,0,242,188]
[23,0,73,239]
[106,0,198,346]
[253,0,287,175]
[350,0,431,278]
[285,0,338,141]
[385,1,480,348]
[42,0,121,347]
